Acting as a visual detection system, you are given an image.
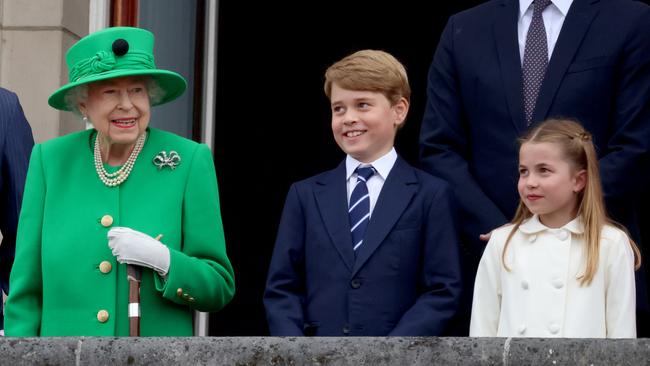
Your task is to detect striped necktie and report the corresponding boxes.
[522,0,552,125]
[349,166,375,252]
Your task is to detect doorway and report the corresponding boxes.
[210,1,487,335]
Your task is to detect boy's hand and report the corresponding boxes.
[479,223,509,242]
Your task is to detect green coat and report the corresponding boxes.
[5,128,235,336]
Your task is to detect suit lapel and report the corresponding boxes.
[314,161,355,272]
[352,157,418,276]
[532,0,600,123]
[494,0,526,133]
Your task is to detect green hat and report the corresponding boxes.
[48,27,187,111]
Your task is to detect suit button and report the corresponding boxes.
[342,325,350,335]
[556,230,569,241]
[99,261,112,274]
[552,278,564,289]
[521,280,529,290]
[176,288,183,297]
[100,215,114,227]
[518,324,526,335]
[548,323,560,334]
[97,310,109,323]
[350,279,361,289]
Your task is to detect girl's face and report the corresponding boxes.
[517,142,586,228]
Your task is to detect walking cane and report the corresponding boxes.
[128,234,163,336]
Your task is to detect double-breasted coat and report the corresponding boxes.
[470,215,636,338]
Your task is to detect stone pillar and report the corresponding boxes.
[0,0,89,143]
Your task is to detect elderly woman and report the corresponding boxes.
[4,27,235,336]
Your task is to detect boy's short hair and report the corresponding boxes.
[324,50,411,106]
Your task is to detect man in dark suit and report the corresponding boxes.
[265,50,461,336]
[420,0,650,335]
[0,88,34,335]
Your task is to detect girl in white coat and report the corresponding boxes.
[470,119,641,338]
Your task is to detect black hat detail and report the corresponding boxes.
[112,39,129,56]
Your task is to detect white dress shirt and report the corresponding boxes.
[345,148,397,218]
[518,0,573,64]
[470,215,636,338]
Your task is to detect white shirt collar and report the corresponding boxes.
[519,214,584,235]
[519,0,572,19]
[345,148,398,181]
[519,0,535,19]
[552,0,572,16]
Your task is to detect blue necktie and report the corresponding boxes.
[523,0,552,125]
[349,166,375,252]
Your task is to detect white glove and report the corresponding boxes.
[107,227,170,276]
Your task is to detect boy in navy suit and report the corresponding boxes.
[264,50,461,336]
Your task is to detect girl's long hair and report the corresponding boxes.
[502,119,641,286]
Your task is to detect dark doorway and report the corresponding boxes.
[210,1,486,336]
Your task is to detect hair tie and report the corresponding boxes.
[570,132,590,142]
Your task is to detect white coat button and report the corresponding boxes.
[556,230,569,241]
[552,278,564,289]
[548,323,560,334]
[528,234,537,243]
[518,324,526,335]
[521,280,529,290]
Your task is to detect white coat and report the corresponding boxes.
[470,215,636,338]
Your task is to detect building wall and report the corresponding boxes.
[0,0,89,143]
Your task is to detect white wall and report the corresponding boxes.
[0,0,89,143]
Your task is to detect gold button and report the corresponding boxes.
[99,261,112,274]
[176,288,183,297]
[97,310,109,323]
[188,297,195,303]
[182,293,190,300]
[100,215,114,227]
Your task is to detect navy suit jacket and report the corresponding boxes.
[420,0,650,307]
[0,88,34,329]
[264,156,462,336]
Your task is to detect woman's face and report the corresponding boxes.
[79,76,151,146]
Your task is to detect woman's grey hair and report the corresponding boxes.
[64,76,166,116]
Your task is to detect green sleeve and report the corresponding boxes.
[155,144,235,312]
[4,145,45,336]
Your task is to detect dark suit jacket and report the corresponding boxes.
[420,0,650,308]
[0,88,34,330]
[264,156,462,336]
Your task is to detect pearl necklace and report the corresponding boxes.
[94,132,146,187]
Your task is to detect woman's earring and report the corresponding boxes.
[82,115,88,123]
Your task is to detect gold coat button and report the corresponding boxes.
[100,215,114,227]
[188,297,195,303]
[99,261,112,274]
[97,310,109,323]
[182,293,190,300]
[176,288,183,297]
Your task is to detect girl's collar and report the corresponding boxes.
[519,214,584,235]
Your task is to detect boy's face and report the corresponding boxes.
[330,83,408,163]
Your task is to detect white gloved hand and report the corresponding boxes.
[107,227,170,276]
